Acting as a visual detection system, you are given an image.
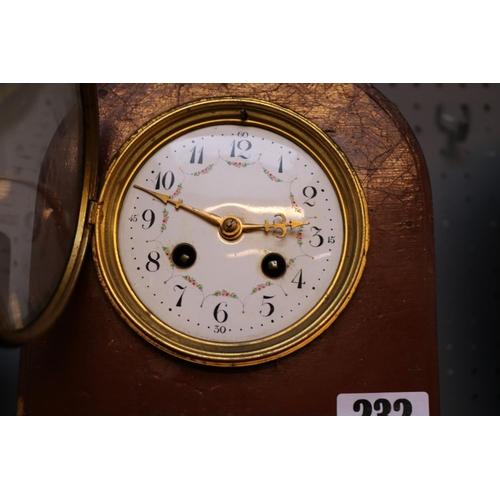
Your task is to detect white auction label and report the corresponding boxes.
[337,392,430,416]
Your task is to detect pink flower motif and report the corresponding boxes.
[297,229,304,246]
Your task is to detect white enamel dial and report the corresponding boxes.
[117,124,343,343]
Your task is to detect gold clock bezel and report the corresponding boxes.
[93,97,369,366]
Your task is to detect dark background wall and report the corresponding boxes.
[1,83,498,416]
[375,84,500,416]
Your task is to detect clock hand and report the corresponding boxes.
[239,213,308,238]
[133,185,308,240]
[133,185,222,228]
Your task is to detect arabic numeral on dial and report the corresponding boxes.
[155,171,175,190]
[278,155,283,173]
[213,302,228,323]
[328,236,335,244]
[260,295,275,317]
[309,226,324,247]
[173,285,187,307]
[303,186,317,207]
[291,269,304,288]
[146,251,160,272]
[190,146,204,164]
[141,209,155,229]
[230,139,252,159]
[214,325,226,334]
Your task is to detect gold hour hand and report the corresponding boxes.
[241,213,308,238]
[133,185,222,227]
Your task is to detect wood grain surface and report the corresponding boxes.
[18,84,439,415]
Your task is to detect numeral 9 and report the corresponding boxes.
[142,209,155,229]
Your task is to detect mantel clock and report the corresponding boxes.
[1,84,439,415]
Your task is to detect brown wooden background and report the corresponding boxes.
[18,84,439,415]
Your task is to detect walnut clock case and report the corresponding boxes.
[15,84,439,416]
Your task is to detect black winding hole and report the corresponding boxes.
[261,253,287,279]
[172,243,197,269]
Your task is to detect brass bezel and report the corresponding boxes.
[94,97,369,366]
[0,84,99,344]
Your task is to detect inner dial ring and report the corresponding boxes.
[94,98,368,366]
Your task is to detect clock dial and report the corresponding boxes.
[118,124,343,343]
[94,98,368,365]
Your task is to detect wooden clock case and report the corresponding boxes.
[18,84,439,415]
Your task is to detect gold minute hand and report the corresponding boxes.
[133,185,223,227]
[133,186,308,241]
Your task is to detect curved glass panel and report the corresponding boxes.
[0,84,85,333]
